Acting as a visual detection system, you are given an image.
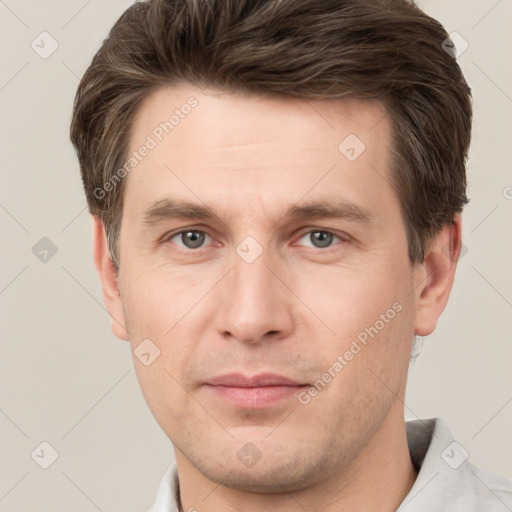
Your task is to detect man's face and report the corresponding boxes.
[111,83,424,491]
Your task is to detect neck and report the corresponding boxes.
[175,408,417,512]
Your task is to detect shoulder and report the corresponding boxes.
[468,463,512,509]
[403,417,512,511]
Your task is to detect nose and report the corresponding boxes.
[215,245,295,345]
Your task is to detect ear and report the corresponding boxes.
[92,215,129,341]
[413,213,463,337]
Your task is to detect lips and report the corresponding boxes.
[203,373,308,409]
[205,372,304,387]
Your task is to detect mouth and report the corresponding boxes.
[202,373,309,409]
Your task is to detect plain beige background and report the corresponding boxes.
[0,0,511,511]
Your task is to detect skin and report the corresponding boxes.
[93,82,462,512]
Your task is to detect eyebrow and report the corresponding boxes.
[141,198,374,229]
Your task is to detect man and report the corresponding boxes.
[69,0,512,510]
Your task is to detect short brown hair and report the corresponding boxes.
[70,0,472,270]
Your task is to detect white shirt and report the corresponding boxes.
[147,417,512,511]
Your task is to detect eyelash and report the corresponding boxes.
[162,227,348,253]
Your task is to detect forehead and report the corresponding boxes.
[123,83,398,230]
[130,83,390,151]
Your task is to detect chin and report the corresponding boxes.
[185,444,333,494]
[203,464,311,493]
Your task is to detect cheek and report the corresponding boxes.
[346,298,414,402]
[300,266,403,340]
[132,360,196,443]
[308,301,414,442]
[120,266,192,336]
[310,275,415,404]
[123,282,198,430]
[120,268,205,380]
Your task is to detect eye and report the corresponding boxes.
[164,228,346,252]
[295,230,344,249]
[168,230,212,250]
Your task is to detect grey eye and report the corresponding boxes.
[298,230,338,249]
[172,230,209,249]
